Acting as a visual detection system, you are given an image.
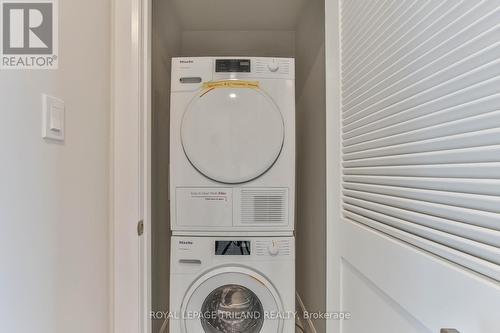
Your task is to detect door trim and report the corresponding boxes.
[111,0,152,332]
[325,0,342,332]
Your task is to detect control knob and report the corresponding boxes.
[268,241,279,256]
[268,62,279,72]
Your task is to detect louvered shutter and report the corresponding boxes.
[341,0,500,280]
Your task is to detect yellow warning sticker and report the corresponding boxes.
[202,80,260,90]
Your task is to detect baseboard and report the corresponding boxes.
[295,292,318,333]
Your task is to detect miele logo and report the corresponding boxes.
[179,240,193,245]
[179,60,194,64]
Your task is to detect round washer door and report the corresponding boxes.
[181,267,284,333]
[181,86,284,184]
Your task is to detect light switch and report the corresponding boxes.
[49,107,63,132]
[42,94,65,141]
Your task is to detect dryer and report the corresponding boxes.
[170,57,295,234]
[169,236,295,333]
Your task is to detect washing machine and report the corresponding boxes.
[169,236,295,333]
[170,57,295,234]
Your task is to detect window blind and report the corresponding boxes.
[340,0,500,281]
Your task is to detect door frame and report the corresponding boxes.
[325,0,342,332]
[112,0,500,330]
[111,0,152,332]
[113,0,343,332]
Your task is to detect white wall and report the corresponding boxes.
[152,3,325,333]
[181,30,295,57]
[295,0,326,332]
[151,0,181,331]
[152,15,296,332]
[0,0,111,332]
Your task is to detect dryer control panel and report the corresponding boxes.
[213,57,294,79]
[215,59,251,73]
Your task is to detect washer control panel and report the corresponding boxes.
[255,239,292,257]
[172,236,294,275]
[211,239,292,257]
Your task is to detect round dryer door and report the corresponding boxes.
[181,268,283,333]
[181,86,284,184]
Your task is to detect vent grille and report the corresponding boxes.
[240,189,288,224]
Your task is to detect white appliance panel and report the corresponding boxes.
[176,188,232,227]
[170,57,295,233]
[170,236,295,333]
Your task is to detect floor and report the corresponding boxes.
[296,313,307,332]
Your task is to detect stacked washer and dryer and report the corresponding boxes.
[169,57,296,333]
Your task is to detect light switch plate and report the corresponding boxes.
[42,94,65,141]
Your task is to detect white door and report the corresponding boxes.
[327,1,500,332]
[113,0,152,332]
